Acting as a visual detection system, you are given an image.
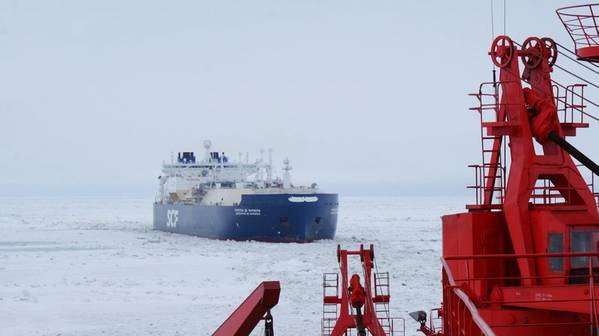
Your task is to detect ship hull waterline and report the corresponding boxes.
[153,193,338,243]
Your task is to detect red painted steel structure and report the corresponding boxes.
[213,246,405,336]
[417,30,599,336]
[558,4,599,61]
[322,245,402,336]
[212,281,280,336]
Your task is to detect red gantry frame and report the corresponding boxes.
[416,30,599,336]
[322,245,404,336]
[212,246,405,336]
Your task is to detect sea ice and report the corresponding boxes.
[0,195,465,336]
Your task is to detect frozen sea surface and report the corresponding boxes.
[0,196,466,336]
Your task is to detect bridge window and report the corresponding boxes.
[571,230,599,268]
[548,233,564,272]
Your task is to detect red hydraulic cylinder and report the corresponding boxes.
[349,274,366,308]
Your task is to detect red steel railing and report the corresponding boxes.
[557,4,599,51]
[442,252,599,332]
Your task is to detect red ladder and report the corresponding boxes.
[467,82,507,209]
[322,273,339,336]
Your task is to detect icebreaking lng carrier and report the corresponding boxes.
[153,140,338,242]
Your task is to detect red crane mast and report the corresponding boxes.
[415,5,599,336]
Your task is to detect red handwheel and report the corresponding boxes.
[542,37,558,67]
[521,37,544,69]
[490,35,514,68]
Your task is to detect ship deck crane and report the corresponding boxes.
[413,4,599,336]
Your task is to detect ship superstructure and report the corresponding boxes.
[153,140,338,242]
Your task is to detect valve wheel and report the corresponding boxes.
[490,35,514,68]
[520,37,544,69]
[542,37,558,67]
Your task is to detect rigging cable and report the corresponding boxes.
[503,0,506,35]
[550,79,599,121]
[555,40,599,73]
[490,0,495,39]
[512,41,599,121]
[554,63,599,89]
[491,0,497,84]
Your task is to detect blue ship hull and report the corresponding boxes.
[153,193,338,242]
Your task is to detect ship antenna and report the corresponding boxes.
[238,152,243,183]
[203,139,212,161]
[503,0,506,35]
[490,0,497,86]
[490,0,495,39]
[282,158,292,189]
[267,148,273,183]
[258,149,265,182]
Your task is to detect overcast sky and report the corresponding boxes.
[1,0,598,196]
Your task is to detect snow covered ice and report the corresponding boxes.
[0,195,465,336]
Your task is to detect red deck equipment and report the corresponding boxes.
[415,11,599,336]
[558,4,599,61]
[212,245,403,336]
[322,245,404,336]
[212,281,280,336]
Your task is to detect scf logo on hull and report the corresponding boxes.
[166,209,179,228]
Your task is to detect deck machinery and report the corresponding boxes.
[213,4,599,336]
[321,245,404,336]
[212,245,404,336]
[415,4,599,336]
